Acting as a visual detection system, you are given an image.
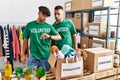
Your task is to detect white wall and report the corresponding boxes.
[0,0,70,25]
[0,0,71,71]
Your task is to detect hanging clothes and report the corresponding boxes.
[18,26,23,51]
[21,26,29,57]
[11,25,20,61]
[3,25,14,71]
[3,25,10,58]
[0,25,5,56]
[0,26,3,57]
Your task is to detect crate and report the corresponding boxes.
[94,68,117,79]
[46,71,55,80]
[82,74,95,80]
[98,75,117,80]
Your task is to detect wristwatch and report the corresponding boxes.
[49,35,51,39]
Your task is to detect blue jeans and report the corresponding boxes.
[27,55,50,71]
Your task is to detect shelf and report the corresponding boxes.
[65,6,119,13]
[65,6,120,49]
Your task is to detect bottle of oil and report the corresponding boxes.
[4,61,12,80]
[0,72,2,80]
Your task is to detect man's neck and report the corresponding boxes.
[37,19,45,24]
[56,19,63,23]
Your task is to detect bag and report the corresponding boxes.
[55,58,83,80]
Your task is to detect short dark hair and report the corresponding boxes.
[38,6,51,17]
[54,5,63,10]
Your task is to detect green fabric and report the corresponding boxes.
[52,19,77,50]
[23,21,58,59]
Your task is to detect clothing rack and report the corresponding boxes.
[0,22,27,26]
[0,24,27,71]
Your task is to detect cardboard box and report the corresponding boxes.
[84,48,114,73]
[92,0,114,8]
[70,18,81,29]
[65,1,72,11]
[48,54,57,75]
[48,54,83,80]
[70,13,89,29]
[88,39,115,50]
[89,39,105,48]
[88,22,106,37]
[81,38,89,49]
[72,0,92,11]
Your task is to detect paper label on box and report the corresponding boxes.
[93,43,102,48]
[65,2,71,11]
[92,0,102,7]
[61,61,82,77]
[98,55,113,71]
[94,16,107,22]
[89,25,99,36]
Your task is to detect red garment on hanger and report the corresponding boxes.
[11,25,20,60]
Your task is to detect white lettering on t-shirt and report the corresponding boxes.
[57,27,68,32]
[31,28,51,33]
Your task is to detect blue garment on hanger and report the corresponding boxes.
[0,25,5,56]
[7,24,14,71]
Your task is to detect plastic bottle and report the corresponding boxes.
[0,72,2,80]
[35,67,46,79]
[4,61,12,80]
[15,67,23,77]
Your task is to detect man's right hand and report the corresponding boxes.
[20,54,26,64]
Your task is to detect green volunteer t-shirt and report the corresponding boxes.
[52,19,77,50]
[23,21,58,59]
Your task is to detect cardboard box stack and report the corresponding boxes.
[65,0,114,12]
[91,0,114,8]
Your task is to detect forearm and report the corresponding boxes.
[73,34,77,50]
[50,34,61,40]
[41,33,61,40]
[21,39,28,56]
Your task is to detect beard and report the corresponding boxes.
[55,17,61,22]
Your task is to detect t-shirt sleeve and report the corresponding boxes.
[69,20,77,35]
[22,23,30,39]
[50,26,58,35]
